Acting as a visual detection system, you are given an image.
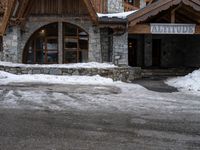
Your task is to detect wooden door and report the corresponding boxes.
[152,39,161,67]
[128,39,137,67]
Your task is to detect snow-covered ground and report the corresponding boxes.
[0,61,117,69]
[166,69,200,93]
[0,71,115,85]
[0,71,200,114]
[97,10,137,19]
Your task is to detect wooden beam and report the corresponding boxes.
[171,10,176,23]
[128,0,200,26]
[128,24,150,34]
[83,0,98,25]
[0,0,16,35]
[195,25,200,34]
[128,24,200,34]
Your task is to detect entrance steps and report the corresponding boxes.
[142,68,195,77]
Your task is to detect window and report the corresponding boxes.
[63,23,89,64]
[24,22,89,64]
[0,36,3,51]
[25,23,58,64]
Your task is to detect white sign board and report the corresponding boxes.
[150,23,196,34]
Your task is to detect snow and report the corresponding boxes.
[0,70,200,114]
[0,69,200,113]
[166,69,200,92]
[0,71,115,85]
[0,61,117,69]
[1,79,200,114]
[97,10,137,19]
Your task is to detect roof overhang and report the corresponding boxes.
[0,0,16,36]
[82,0,99,25]
[128,0,200,26]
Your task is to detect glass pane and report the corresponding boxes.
[64,51,77,63]
[64,38,78,49]
[36,38,45,50]
[79,31,87,36]
[27,45,34,64]
[36,50,45,64]
[79,39,88,50]
[41,23,58,37]
[47,51,58,63]
[79,51,88,63]
[64,24,77,36]
[47,39,58,50]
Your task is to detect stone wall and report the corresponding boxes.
[0,65,142,82]
[1,16,102,64]
[100,28,113,62]
[140,0,146,8]
[1,26,20,63]
[107,0,124,13]
[113,32,128,66]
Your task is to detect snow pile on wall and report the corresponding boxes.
[97,10,137,19]
[166,69,200,92]
[0,71,116,85]
[0,61,117,69]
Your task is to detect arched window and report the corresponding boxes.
[63,23,89,63]
[23,22,89,64]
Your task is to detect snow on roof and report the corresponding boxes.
[0,61,117,69]
[97,10,138,19]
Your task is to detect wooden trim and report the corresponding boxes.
[83,0,98,25]
[128,24,150,34]
[128,24,200,34]
[0,0,16,35]
[195,25,200,34]
[128,0,200,26]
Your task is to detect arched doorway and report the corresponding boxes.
[23,22,89,64]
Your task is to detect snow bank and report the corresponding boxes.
[166,69,200,92]
[0,71,116,85]
[97,10,137,19]
[0,61,117,69]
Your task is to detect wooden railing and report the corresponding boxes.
[124,2,139,12]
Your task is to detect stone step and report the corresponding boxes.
[142,68,194,77]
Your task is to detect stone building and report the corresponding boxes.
[0,0,200,71]
[0,0,135,66]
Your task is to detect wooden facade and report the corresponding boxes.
[128,0,200,34]
[0,0,98,36]
[91,0,108,13]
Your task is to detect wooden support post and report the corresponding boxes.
[0,0,16,35]
[58,22,63,64]
[128,24,150,34]
[171,10,176,23]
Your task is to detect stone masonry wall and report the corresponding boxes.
[107,0,124,13]
[1,17,102,63]
[0,65,142,82]
[113,32,128,66]
[100,28,113,62]
[1,26,20,63]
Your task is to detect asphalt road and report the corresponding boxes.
[0,81,200,150]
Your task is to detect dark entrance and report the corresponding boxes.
[128,39,137,67]
[152,39,161,67]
